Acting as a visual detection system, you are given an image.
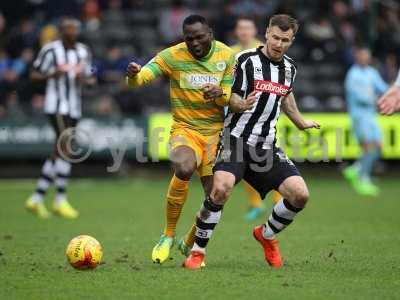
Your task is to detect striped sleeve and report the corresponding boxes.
[33,44,54,74]
[232,56,250,98]
[215,52,235,106]
[126,49,172,88]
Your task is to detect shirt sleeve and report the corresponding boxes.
[231,56,248,98]
[215,53,235,106]
[32,45,55,74]
[126,50,171,87]
[372,69,389,95]
[288,64,297,94]
[394,69,400,87]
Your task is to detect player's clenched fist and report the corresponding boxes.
[126,62,142,78]
[202,83,223,101]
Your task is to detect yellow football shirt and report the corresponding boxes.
[127,40,235,136]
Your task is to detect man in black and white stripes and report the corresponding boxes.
[26,18,95,219]
[184,14,320,269]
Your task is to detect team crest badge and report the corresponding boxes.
[216,61,226,71]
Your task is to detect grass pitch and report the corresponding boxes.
[0,175,399,299]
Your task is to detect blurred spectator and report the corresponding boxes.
[97,45,130,84]
[159,0,193,45]
[0,13,7,50]
[213,3,236,43]
[231,0,278,18]
[379,53,399,84]
[82,0,102,32]
[7,19,37,57]
[45,0,81,20]
[93,94,120,118]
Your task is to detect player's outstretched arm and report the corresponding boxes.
[282,92,320,130]
[229,91,257,113]
[378,85,400,115]
[126,58,166,88]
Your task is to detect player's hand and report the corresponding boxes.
[202,84,223,101]
[301,120,321,130]
[49,66,68,79]
[378,86,400,115]
[239,91,258,112]
[126,62,142,78]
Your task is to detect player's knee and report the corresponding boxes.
[212,180,233,204]
[174,161,196,180]
[293,188,309,208]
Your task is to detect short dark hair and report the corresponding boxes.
[268,14,299,35]
[60,17,81,30]
[182,14,209,29]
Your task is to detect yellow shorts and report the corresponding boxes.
[169,127,221,177]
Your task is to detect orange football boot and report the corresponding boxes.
[253,225,283,268]
[183,251,205,270]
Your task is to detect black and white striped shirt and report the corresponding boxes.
[33,40,93,119]
[225,46,297,149]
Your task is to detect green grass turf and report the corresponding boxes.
[0,176,399,300]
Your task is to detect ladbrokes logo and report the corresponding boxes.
[180,73,221,89]
[254,80,290,96]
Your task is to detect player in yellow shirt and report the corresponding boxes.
[126,15,235,264]
[231,16,282,220]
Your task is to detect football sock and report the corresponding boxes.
[183,223,196,248]
[54,158,72,203]
[244,181,263,208]
[163,174,189,237]
[272,190,282,204]
[32,158,55,202]
[359,148,380,182]
[192,196,223,254]
[263,199,303,240]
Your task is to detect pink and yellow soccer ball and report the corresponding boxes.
[65,235,103,269]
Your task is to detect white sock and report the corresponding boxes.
[32,159,55,203]
[54,158,71,203]
[262,199,303,240]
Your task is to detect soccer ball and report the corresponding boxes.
[65,235,103,269]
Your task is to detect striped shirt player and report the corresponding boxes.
[226,47,296,149]
[184,14,321,270]
[33,39,92,122]
[215,46,301,206]
[26,18,93,219]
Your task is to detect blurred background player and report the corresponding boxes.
[25,18,94,219]
[378,69,400,115]
[343,46,388,196]
[126,15,234,264]
[231,16,281,220]
[230,16,263,54]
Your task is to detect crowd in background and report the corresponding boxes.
[0,0,399,119]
